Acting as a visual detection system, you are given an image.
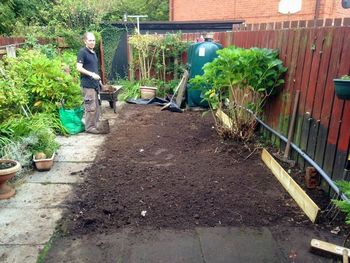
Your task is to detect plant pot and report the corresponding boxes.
[33,153,55,171]
[140,86,157,100]
[334,79,350,100]
[0,159,21,200]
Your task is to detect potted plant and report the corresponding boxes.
[334,75,350,100]
[31,128,59,172]
[0,159,21,199]
[140,86,157,99]
[33,151,55,171]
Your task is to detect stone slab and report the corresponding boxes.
[0,245,43,263]
[56,134,105,147]
[55,146,99,162]
[0,208,62,244]
[197,227,286,263]
[125,229,204,263]
[0,183,72,209]
[27,162,89,184]
[45,231,129,263]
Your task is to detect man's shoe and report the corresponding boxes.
[86,128,101,134]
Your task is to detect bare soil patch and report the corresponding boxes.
[58,104,336,236]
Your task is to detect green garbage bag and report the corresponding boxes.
[59,107,85,134]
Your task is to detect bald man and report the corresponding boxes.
[77,32,101,134]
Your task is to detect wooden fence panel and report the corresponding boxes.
[303,29,326,160]
[307,28,334,160]
[325,29,350,180]
[315,28,345,169]
[291,29,308,154]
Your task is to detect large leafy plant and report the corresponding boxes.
[191,46,287,141]
[3,49,82,113]
[333,181,350,224]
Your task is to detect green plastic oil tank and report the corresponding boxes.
[187,38,222,107]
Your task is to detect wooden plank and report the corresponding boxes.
[297,28,317,168]
[277,29,292,139]
[281,29,300,137]
[215,109,232,129]
[307,28,334,160]
[175,70,189,107]
[261,149,320,223]
[332,97,350,181]
[324,29,350,177]
[99,38,106,84]
[315,27,345,167]
[301,28,325,157]
[291,29,309,161]
[311,239,350,257]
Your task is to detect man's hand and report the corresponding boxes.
[90,72,100,80]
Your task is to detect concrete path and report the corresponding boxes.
[0,102,119,263]
[45,227,286,263]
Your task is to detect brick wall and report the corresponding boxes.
[170,0,350,23]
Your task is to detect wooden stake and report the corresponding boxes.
[284,90,300,159]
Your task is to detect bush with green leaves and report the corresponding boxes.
[332,181,350,224]
[0,113,61,167]
[3,49,82,114]
[117,80,141,101]
[0,62,29,123]
[190,46,287,141]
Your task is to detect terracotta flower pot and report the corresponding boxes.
[0,159,21,200]
[33,153,55,171]
[140,86,157,100]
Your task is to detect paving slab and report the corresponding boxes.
[0,208,62,244]
[125,229,204,263]
[45,231,129,263]
[0,183,72,209]
[56,134,105,147]
[197,227,286,263]
[27,162,89,184]
[0,245,44,263]
[270,226,337,263]
[55,145,100,162]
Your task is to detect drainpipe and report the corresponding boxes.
[169,0,174,21]
[244,108,349,202]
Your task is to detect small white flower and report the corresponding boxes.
[139,149,144,152]
[141,210,147,217]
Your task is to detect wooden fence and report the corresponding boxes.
[182,20,349,182]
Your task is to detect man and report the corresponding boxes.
[77,32,101,134]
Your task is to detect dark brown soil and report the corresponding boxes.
[62,104,336,236]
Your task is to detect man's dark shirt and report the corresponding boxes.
[77,47,99,89]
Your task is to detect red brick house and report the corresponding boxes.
[169,0,350,24]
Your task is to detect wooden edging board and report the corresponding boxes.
[215,109,233,129]
[311,239,350,258]
[261,148,320,223]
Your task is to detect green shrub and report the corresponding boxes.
[333,181,350,224]
[190,46,287,141]
[3,49,82,114]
